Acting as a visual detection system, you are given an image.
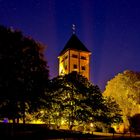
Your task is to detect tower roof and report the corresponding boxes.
[59,34,91,56]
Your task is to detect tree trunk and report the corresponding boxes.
[22,101,26,124]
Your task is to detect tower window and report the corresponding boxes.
[65,65,67,70]
[72,54,78,58]
[81,56,86,60]
[81,66,86,70]
[73,64,77,69]
[65,56,68,59]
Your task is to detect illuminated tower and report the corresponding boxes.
[58,25,91,80]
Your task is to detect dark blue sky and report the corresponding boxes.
[1,0,140,91]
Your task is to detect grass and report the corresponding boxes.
[0,123,140,140]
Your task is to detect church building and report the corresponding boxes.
[58,25,91,80]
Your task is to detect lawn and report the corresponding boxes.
[0,123,140,140]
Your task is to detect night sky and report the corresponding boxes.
[1,0,140,91]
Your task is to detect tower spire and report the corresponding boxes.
[72,24,76,34]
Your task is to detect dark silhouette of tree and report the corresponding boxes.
[100,97,123,125]
[129,114,140,134]
[0,25,49,123]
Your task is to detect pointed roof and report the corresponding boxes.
[59,34,91,56]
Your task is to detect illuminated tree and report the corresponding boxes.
[42,71,121,131]
[103,70,140,128]
[0,25,49,123]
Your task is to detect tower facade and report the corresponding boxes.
[58,33,91,80]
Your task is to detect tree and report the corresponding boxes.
[0,25,49,123]
[103,70,140,129]
[42,71,121,131]
[102,97,122,125]
[129,114,140,133]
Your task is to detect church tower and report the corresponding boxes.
[58,25,91,80]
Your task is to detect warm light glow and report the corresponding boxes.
[30,120,45,124]
[59,63,66,75]
[61,119,65,125]
[90,123,93,127]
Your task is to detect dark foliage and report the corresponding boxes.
[129,114,140,133]
[0,25,49,122]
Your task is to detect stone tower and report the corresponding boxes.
[58,28,91,80]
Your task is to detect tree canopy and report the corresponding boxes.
[40,71,122,131]
[0,25,49,122]
[103,70,140,127]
